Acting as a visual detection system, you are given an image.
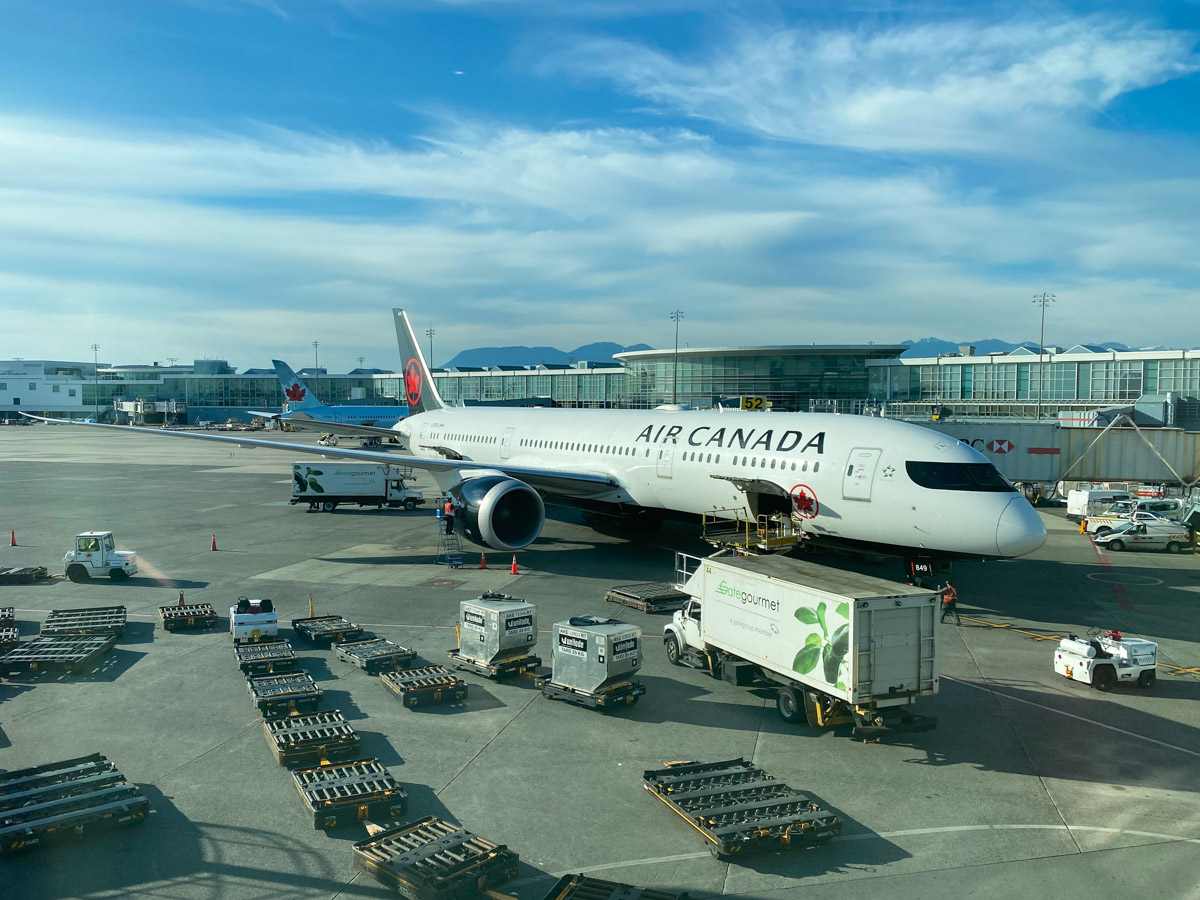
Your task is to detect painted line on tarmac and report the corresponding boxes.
[507,823,1200,885]
[1089,538,1134,610]
[944,675,1200,759]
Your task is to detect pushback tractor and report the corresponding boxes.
[63,531,138,582]
[1054,629,1157,691]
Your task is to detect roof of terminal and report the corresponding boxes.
[615,345,908,361]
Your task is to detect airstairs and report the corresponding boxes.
[434,508,464,568]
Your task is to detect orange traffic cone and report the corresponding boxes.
[210,533,218,551]
[510,554,519,575]
[8,530,14,547]
[479,553,487,570]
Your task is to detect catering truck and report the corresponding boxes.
[665,552,939,736]
[291,462,424,511]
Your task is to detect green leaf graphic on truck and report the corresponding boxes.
[293,465,325,493]
[793,600,851,689]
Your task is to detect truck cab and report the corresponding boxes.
[665,599,705,667]
[387,478,424,511]
[63,531,138,582]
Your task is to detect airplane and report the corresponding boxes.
[25,309,1047,563]
[246,359,407,432]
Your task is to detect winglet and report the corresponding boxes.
[393,310,445,415]
[272,360,323,411]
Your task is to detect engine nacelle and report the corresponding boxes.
[448,475,545,551]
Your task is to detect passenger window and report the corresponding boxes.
[813,462,820,473]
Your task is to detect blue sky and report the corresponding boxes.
[0,0,1197,370]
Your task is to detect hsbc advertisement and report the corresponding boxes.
[915,421,1062,483]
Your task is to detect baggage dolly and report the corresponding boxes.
[353,815,520,900]
[379,666,467,708]
[336,637,417,674]
[40,605,127,637]
[264,710,362,768]
[291,614,364,645]
[0,566,50,585]
[0,606,16,653]
[248,672,324,719]
[641,757,842,858]
[536,675,645,710]
[159,602,218,632]
[292,758,407,830]
[236,639,298,676]
[604,583,689,614]
[0,753,149,855]
[0,634,118,672]
[541,874,690,900]
[446,648,540,679]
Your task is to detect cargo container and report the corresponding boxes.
[290,462,424,512]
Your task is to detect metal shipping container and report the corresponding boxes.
[550,616,642,695]
[457,593,537,666]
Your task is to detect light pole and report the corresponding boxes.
[425,325,436,367]
[90,344,100,420]
[357,356,365,370]
[1033,292,1056,420]
[312,341,320,372]
[670,309,684,405]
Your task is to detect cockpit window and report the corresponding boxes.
[905,461,1015,493]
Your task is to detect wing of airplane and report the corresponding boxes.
[20,414,619,500]
[246,410,281,420]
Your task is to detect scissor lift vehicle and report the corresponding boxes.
[159,602,218,632]
[247,672,324,719]
[40,606,127,637]
[291,758,407,829]
[353,815,520,900]
[236,640,298,676]
[642,758,842,858]
[0,634,118,672]
[264,710,362,768]
[291,615,364,645]
[335,637,417,674]
[379,666,467,709]
[0,754,150,855]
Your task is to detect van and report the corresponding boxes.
[1093,521,1192,553]
[1066,489,1134,522]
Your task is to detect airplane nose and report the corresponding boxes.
[996,497,1047,557]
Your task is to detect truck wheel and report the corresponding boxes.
[1095,526,1111,535]
[1166,542,1182,554]
[664,634,682,666]
[1092,665,1117,692]
[321,501,335,512]
[1106,539,1124,552]
[1137,670,1156,689]
[109,569,129,581]
[776,687,803,724]
[66,565,90,583]
[404,500,416,511]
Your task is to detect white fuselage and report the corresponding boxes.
[286,407,405,428]
[394,406,1046,559]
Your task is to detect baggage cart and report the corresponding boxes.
[292,758,407,829]
[0,606,16,653]
[353,815,520,900]
[236,640,298,676]
[40,605,127,637]
[336,637,417,674]
[379,666,467,708]
[604,583,689,614]
[641,758,842,858]
[0,753,149,855]
[291,614,364,645]
[159,602,219,632]
[0,634,118,672]
[536,675,644,710]
[247,672,323,719]
[446,648,540,679]
[264,710,362,768]
[541,875,690,900]
[0,606,13,624]
[0,565,50,585]
[449,593,539,679]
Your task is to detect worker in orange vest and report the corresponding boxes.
[940,582,961,625]
[442,498,456,535]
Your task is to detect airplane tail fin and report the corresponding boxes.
[272,360,325,411]
[393,309,445,415]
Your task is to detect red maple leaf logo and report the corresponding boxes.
[404,359,422,406]
[790,485,819,518]
[284,383,306,402]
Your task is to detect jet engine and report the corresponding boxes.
[448,475,545,551]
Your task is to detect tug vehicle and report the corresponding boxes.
[63,531,138,582]
[1054,629,1157,691]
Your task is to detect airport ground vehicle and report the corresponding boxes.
[1054,630,1157,690]
[1085,510,1178,534]
[1067,489,1135,522]
[317,433,338,446]
[665,553,939,735]
[63,531,138,582]
[230,596,278,643]
[1093,521,1192,553]
[290,462,424,511]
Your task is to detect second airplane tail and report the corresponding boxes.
[393,309,445,416]
[272,360,325,411]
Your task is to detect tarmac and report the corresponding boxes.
[2,425,1200,900]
